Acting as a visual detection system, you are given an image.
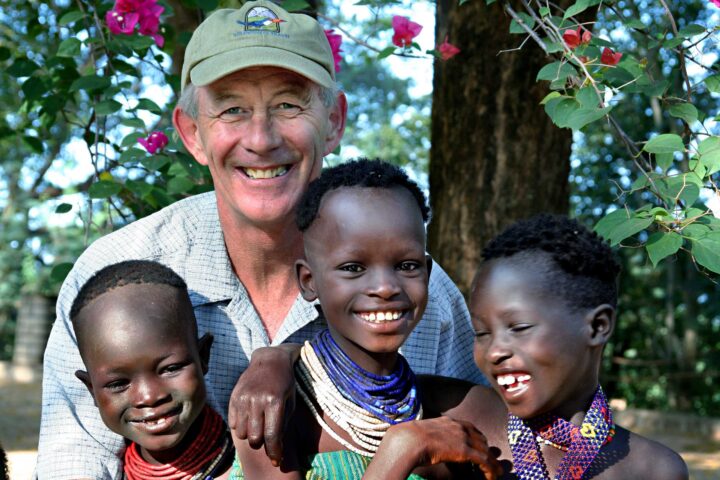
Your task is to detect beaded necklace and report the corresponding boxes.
[124,405,234,480]
[295,328,423,457]
[508,386,613,480]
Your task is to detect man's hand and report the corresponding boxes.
[228,344,301,466]
[364,416,503,480]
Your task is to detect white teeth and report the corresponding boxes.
[497,374,531,387]
[517,374,531,382]
[359,311,403,323]
[244,166,288,179]
[497,375,515,386]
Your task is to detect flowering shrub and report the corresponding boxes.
[437,37,461,60]
[391,16,422,48]
[138,131,169,154]
[324,29,343,72]
[106,0,164,46]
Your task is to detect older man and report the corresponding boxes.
[36,1,484,478]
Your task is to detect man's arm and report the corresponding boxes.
[36,265,125,479]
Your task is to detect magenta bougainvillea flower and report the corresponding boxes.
[324,29,343,72]
[106,0,164,47]
[562,26,591,49]
[138,131,169,154]
[601,47,623,66]
[392,15,422,48]
[437,36,460,60]
[711,0,720,7]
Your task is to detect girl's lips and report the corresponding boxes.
[129,406,182,434]
[495,372,532,397]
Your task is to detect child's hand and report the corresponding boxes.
[365,416,503,480]
[228,344,301,466]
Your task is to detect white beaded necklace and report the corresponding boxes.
[295,340,423,457]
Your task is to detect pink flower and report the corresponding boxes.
[106,10,139,35]
[324,29,343,72]
[114,0,144,13]
[562,26,591,49]
[712,0,720,7]
[392,15,422,48]
[601,47,623,66]
[437,36,460,60]
[138,131,169,154]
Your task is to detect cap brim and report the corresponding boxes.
[190,46,334,88]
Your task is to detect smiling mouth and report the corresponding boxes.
[241,166,289,179]
[129,406,182,427]
[496,373,532,393]
[357,310,405,323]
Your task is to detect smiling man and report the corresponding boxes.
[36,2,484,478]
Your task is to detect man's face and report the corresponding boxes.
[176,67,345,229]
[298,187,430,375]
[76,283,210,462]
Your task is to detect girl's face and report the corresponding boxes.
[76,283,211,463]
[469,256,599,420]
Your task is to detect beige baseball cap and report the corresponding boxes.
[181,0,335,91]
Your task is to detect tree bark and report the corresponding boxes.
[429,0,573,296]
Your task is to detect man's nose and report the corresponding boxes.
[241,112,282,155]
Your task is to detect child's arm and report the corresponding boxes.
[228,344,302,466]
[363,416,502,480]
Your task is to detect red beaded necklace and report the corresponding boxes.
[124,406,232,480]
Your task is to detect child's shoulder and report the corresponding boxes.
[590,425,688,480]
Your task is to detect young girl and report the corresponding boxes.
[455,214,688,479]
[71,260,234,479]
[232,158,503,480]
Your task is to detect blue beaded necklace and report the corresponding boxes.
[311,328,421,425]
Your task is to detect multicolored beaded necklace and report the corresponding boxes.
[295,328,422,457]
[124,405,234,480]
[508,386,614,480]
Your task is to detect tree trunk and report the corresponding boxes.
[429,0,573,297]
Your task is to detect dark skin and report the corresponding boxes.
[456,254,689,479]
[232,186,502,480]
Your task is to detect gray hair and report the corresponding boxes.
[177,80,340,120]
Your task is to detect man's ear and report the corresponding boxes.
[296,259,318,302]
[172,105,208,166]
[322,91,348,156]
[425,254,433,278]
[197,333,214,375]
[75,370,97,404]
[585,304,615,347]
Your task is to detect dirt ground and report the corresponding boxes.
[1,379,719,480]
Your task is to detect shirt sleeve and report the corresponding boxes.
[36,255,126,479]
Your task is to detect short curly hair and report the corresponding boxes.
[70,260,191,324]
[482,214,620,309]
[296,158,430,231]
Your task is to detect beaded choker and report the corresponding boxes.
[295,328,423,457]
[124,405,233,480]
[508,386,613,480]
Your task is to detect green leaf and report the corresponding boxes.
[566,105,612,131]
[536,61,577,82]
[663,37,685,49]
[141,155,171,171]
[69,74,112,93]
[539,91,562,105]
[281,0,310,10]
[691,233,720,274]
[0,47,11,61]
[544,97,580,128]
[539,7,550,16]
[7,57,40,77]
[668,103,698,125]
[126,179,154,197]
[576,87,599,108]
[643,134,684,154]
[646,231,683,267]
[88,180,122,198]
[563,0,590,19]
[50,262,74,284]
[55,203,72,214]
[119,147,147,164]
[95,99,123,115]
[59,10,85,25]
[677,24,706,38]
[679,182,700,206]
[377,46,395,60]
[595,209,653,246]
[121,133,145,148]
[121,118,147,129]
[510,13,535,34]
[684,223,710,238]
[21,76,46,100]
[166,176,196,195]
[624,19,646,30]
[698,136,720,175]
[23,136,44,153]
[656,153,673,171]
[57,38,82,58]
[705,74,720,93]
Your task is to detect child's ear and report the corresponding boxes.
[197,333,214,375]
[585,304,616,347]
[295,259,318,301]
[425,254,433,277]
[74,370,97,404]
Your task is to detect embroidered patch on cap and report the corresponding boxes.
[237,5,285,32]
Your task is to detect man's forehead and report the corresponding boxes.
[207,66,314,92]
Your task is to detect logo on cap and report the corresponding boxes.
[236,6,284,32]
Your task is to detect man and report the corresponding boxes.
[36,1,484,478]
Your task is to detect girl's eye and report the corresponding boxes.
[474,331,490,340]
[510,324,532,333]
[340,264,364,273]
[162,363,186,375]
[397,261,420,271]
[104,380,129,392]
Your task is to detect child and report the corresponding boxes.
[460,214,688,479]
[232,158,502,480]
[71,260,235,479]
